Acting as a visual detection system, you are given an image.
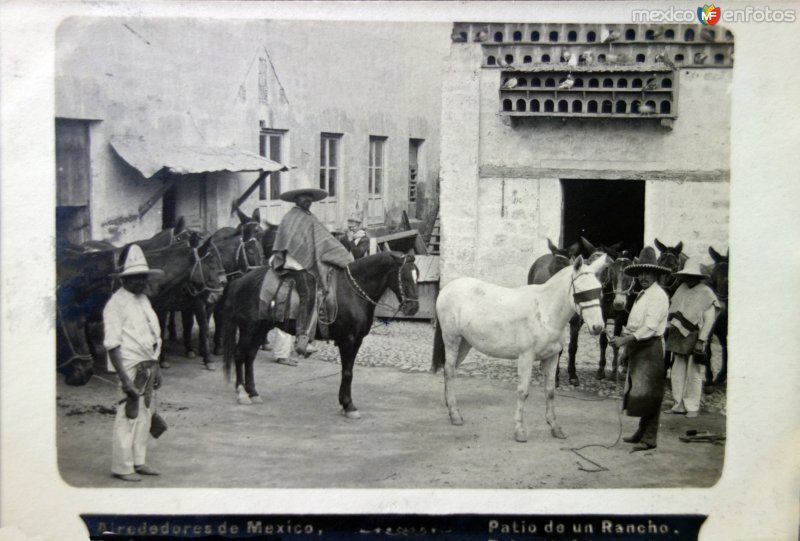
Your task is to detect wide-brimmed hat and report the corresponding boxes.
[113,244,164,278]
[624,246,671,276]
[279,187,328,203]
[673,259,708,278]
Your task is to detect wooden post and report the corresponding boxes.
[230,171,269,215]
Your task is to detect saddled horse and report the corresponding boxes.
[55,233,225,380]
[433,255,608,442]
[221,251,419,416]
[705,246,729,386]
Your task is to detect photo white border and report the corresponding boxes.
[1,1,798,539]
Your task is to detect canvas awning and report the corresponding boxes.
[110,136,288,180]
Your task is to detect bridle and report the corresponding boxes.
[611,257,635,296]
[185,247,225,298]
[56,308,93,371]
[235,237,264,273]
[345,255,418,312]
[569,270,603,318]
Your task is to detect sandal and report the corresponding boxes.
[275,358,299,367]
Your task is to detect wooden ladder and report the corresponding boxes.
[427,212,441,255]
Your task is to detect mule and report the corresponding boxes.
[432,255,608,442]
[562,237,626,385]
[655,238,688,374]
[140,237,227,369]
[221,251,419,416]
[705,247,729,386]
[205,215,279,355]
[55,233,225,379]
[595,252,637,380]
[526,238,578,285]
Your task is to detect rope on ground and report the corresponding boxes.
[289,371,341,385]
[559,372,625,473]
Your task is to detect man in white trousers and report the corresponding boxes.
[104,244,164,482]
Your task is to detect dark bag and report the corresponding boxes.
[150,412,168,438]
[665,328,699,355]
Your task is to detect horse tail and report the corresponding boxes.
[221,286,237,382]
[431,318,446,373]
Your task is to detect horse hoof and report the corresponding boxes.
[569,377,580,386]
[341,409,361,419]
[551,427,567,439]
[204,362,217,371]
[236,386,251,405]
[596,370,605,380]
[186,351,197,359]
[159,360,171,369]
[514,429,528,443]
[250,395,264,404]
[449,412,464,426]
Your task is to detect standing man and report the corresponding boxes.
[104,244,164,481]
[610,246,671,452]
[271,186,353,356]
[664,259,720,418]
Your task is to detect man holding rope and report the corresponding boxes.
[610,246,671,452]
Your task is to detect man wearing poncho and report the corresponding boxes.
[271,187,353,356]
[664,259,721,418]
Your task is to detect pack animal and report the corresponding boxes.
[705,247,728,386]
[433,255,608,441]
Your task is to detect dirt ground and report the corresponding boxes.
[56,321,726,489]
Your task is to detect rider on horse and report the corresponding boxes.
[270,186,353,356]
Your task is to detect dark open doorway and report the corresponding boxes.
[561,178,645,255]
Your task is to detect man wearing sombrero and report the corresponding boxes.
[103,244,164,481]
[610,246,671,452]
[664,259,721,418]
[271,186,353,356]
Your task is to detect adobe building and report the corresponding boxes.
[438,22,732,286]
[55,18,448,246]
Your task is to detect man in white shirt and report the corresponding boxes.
[104,244,164,482]
[610,246,670,452]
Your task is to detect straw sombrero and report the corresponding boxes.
[112,244,164,277]
[673,259,708,278]
[279,187,328,203]
[624,246,671,276]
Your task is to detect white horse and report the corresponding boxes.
[432,255,607,442]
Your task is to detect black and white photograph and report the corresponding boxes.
[1,1,798,540]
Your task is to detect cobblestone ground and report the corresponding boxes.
[306,319,727,416]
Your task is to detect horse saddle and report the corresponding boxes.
[257,268,339,338]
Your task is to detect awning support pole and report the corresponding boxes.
[231,171,269,215]
[138,176,177,219]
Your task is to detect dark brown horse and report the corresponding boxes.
[654,238,689,374]
[55,233,225,382]
[563,237,623,384]
[526,238,579,285]
[221,251,419,417]
[705,246,729,386]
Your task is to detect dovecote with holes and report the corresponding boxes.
[451,22,733,123]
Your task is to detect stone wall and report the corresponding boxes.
[439,22,731,287]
